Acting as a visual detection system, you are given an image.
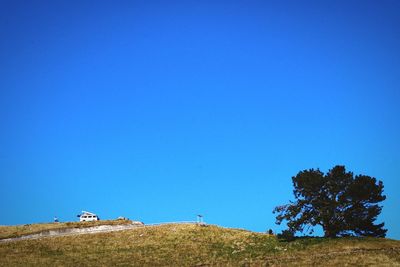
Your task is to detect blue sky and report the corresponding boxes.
[0,0,399,239]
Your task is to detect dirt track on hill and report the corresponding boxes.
[0,223,144,243]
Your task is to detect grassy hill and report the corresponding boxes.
[0,219,133,239]
[0,222,399,266]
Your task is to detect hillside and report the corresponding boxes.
[0,219,133,239]
[0,223,399,266]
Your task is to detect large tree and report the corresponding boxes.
[273,165,387,237]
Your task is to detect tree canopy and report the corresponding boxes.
[273,165,387,237]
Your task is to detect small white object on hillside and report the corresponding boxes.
[77,211,100,222]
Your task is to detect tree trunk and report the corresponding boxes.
[323,224,337,238]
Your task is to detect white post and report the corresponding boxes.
[197,215,203,224]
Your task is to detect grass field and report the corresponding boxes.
[0,223,399,266]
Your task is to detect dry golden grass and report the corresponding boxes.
[0,223,399,266]
[0,219,132,239]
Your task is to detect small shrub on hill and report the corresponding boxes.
[277,230,295,242]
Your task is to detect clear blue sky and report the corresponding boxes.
[1,0,399,239]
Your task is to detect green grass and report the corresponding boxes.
[1,223,399,266]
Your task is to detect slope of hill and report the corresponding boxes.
[0,219,134,239]
[0,223,399,266]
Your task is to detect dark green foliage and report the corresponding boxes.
[273,165,387,237]
[277,230,295,241]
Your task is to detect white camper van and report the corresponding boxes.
[77,211,100,222]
